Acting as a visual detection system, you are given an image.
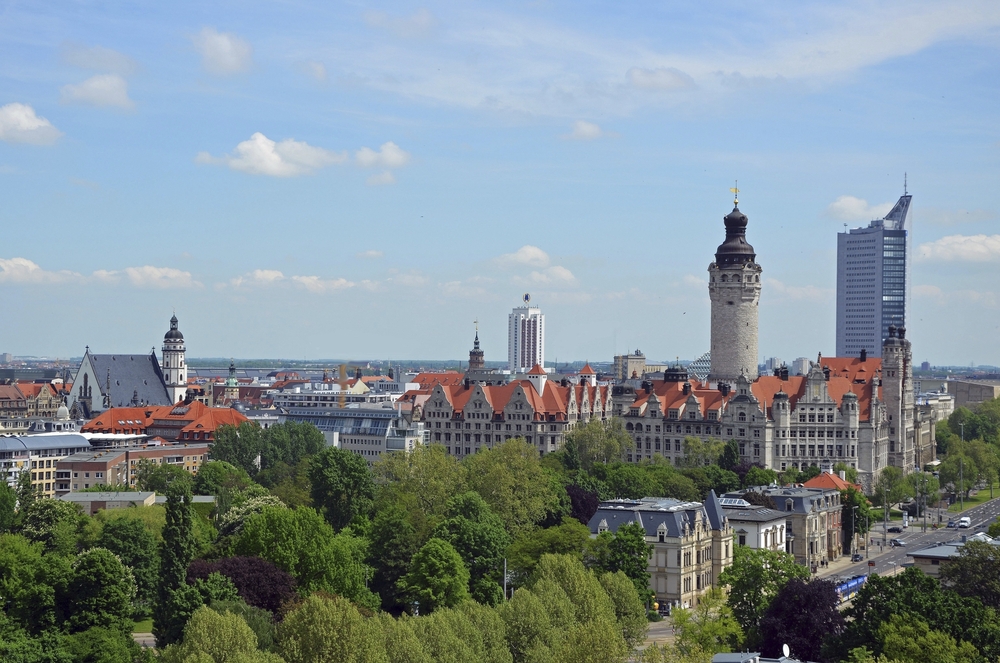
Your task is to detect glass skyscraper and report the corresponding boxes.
[835,193,911,359]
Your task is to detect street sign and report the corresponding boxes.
[868,561,875,567]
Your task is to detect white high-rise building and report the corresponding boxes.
[162,315,187,404]
[508,297,545,373]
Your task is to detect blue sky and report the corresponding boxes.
[2,1,999,365]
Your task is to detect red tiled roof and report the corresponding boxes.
[579,363,596,375]
[804,471,862,492]
[527,364,546,375]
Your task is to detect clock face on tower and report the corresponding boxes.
[523,293,531,304]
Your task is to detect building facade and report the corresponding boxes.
[588,494,734,610]
[708,199,761,383]
[0,433,93,496]
[508,301,544,373]
[836,192,911,358]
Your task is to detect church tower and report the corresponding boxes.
[162,314,187,404]
[882,325,915,472]
[469,323,485,371]
[224,359,240,403]
[708,191,762,384]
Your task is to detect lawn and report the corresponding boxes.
[133,618,153,633]
[948,481,1000,513]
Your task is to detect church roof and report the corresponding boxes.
[86,353,172,407]
[579,363,596,375]
[527,364,547,375]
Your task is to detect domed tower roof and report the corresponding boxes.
[714,206,756,267]
[164,314,184,341]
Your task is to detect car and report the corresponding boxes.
[887,526,903,533]
[948,521,957,528]
[851,553,864,562]
[890,539,906,547]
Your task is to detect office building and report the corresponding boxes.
[508,298,544,373]
[836,191,911,358]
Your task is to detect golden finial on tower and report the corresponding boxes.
[474,318,479,332]
[730,180,739,206]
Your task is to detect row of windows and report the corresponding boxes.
[779,444,856,457]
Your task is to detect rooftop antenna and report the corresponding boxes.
[904,172,908,195]
[730,181,740,206]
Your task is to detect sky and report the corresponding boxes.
[1,1,999,366]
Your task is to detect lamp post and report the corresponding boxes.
[852,505,858,557]
[960,422,965,512]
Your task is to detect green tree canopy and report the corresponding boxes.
[368,501,421,612]
[678,437,725,468]
[67,547,136,634]
[97,516,159,606]
[260,420,325,471]
[507,520,592,583]
[718,545,809,646]
[0,481,17,533]
[672,588,742,656]
[193,461,253,496]
[374,444,466,535]
[212,421,266,477]
[277,594,386,663]
[563,418,632,471]
[308,446,376,531]
[743,466,778,489]
[398,538,470,614]
[598,570,648,651]
[842,486,875,554]
[161,605,282,663]
[134,458,192,492]
[939,539,1000,610]
[19,497,83,554]
[757,578,843,662]
[879,614,978,663]
[432,491,511,605]
[154,478,201,647]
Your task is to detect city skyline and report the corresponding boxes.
[2,2,999,364]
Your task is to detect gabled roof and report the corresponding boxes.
[579,363,596,375]
[527,364,546,376]
[803,471,862,492]
[87,353,171,407]
[0,384,26,402]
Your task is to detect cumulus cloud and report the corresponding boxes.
[826,195,893,221]
[230,269,285,287]
[60,74,134,110]
[291,275,355,293]
[0,103,62,145]
[196,132,347,177]
[364,8,436,38]
[357,250,383,259]
[765,278,833,300]
[192,27,252,75]
[366,171,396,186]
[355,141,411,169]
[0,258,80,283]
[498,245,550,268]
[61,43,138,75]
[124,266,200,288]
[564,120,616,140]
[527,265,577,285]
[913,284,997,307]
[917,234,1000,262]
[627,66,695,91]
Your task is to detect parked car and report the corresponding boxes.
[890,539,906,547]
[947,520,957,528]
[852,553,864,562]
[887,526,903,533]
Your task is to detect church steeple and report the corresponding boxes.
[162,313,188,404]
[469,320,485,371]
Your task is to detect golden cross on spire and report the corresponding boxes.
[730,180,739,206]
[474,318,479,332]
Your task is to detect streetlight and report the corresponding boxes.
[852,505,858,557]
[960,423,965,512]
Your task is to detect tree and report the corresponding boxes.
[260,420,325,471]
[154,479,201,647]
[563,418,632,471]
[566,483,600,524]
[19,498,83,555]
[719,440,740,471]
[529,554,617,628]
[878,615,978,663]
[256,458,313,508]
[939,453,977,500]
[367,503,420,612]
[599,571,648,651]
[432,492,511,605]
[192,461,252,496]
[398,538,470,613]
[98,516,159,608]
[161,605,281,663]
[672,588,742,656]
[507,520,592,583]
[757,577,843,662]
[841,486,874,554]
[678,437,724,468]
[63,626,147,663]
[374,444,466,533]
[499,588,556,663]
[234,506,378,611]
[212,421,265,477]
[602,463,657,499]
[308,446,376,531]
[0,533,74,633]
[602,522,652,599]
[134,459,191,492]
[940,539,1000,610]
[906,472,941,517]
[743,466,778,489]
[718,545,809,646]
[463,438,562,534]
[277,594,386,663]
[67,547,137,634]
[872,466,912,508]
[0,481,16,533]
[188,556,297,613]
[833,462,860,485]
[703,464,741,495]
[15,469,35,512]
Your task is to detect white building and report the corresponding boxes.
[721,497,787,551]
[508,298,545,373]
[162,315,188,404]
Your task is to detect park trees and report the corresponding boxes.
[212,421,266,477]
[939,539,1000,610]
[19,498,83,555]
[872,465,912,508]
[563,418,633,471]
[757,578,843,662]
[432,491,511,605]
[154,479,201,647]
[135,458,194,492]
[841,486,875,554]
[308,446,376,531]
[398,538,470,613]
[672,588,742,656]
[600,522,652,599]
[66,547,136,634]
[97,516,159,608]
[678,437,724,468]
[192,461,253,496]
[187,556,297,613]
[719,545,808,647]
[276,594,386,663]
[374,444,466,534]
[367,503,420,612]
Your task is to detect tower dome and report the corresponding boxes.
[714,206,757,267]
[164,314,184,341]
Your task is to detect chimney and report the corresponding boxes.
[780,367,789,381]
[860,348,867,362]
[839,470,846,481]
[682,382,691,396]
[823,366,831,381]
[719,383,730,397]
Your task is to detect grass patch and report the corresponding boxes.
[133,618,153,633]
[948,483,1000,513]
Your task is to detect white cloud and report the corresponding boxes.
[60,74,134,110]
[124,266,200,288]
[196,132,347,177]
[364,8,436,38]
[527,265,577,285]
[366,171,396,186]
[291,275,355,293]
[914,284,943,298]
[230,269,285,287]
[0,258,80,283]
[498,245,550,268]
[357,250,383,259]
[0,103,62,145]
[61,43,137,75]
[917,235,1000,262]
[913,284,997,307]
[564,120,613,141]
[765,278,833,300]
[627,66,695,91]
[825,195,893,221]
[355,141,411,169]
[192,27,252,75]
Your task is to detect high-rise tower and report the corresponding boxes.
[162,314,187,404]
[508,295,544,373]
[708,194,762,383]
[836,190,911,358]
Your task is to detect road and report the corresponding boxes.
[821,494,1000,580]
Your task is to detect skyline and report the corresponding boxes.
[2,1,999,365]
